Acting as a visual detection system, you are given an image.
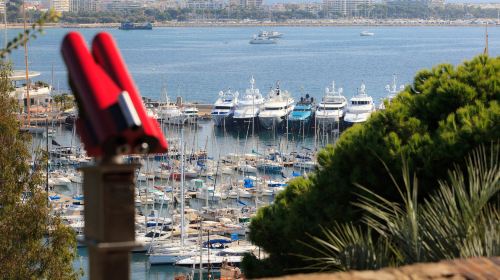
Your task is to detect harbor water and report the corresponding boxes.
[20,26,500,279]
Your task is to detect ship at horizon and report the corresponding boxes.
[119,22,153,30]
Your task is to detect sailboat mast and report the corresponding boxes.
[22,1,31,126]
[484,23,489,56]
[3,0,7,50]
[180,128,185,247]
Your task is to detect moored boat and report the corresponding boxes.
[288,94,314,129]
[343,83,376,125]
[211,89,238,127]
[258,83,294,130]
[232,77,265,127]
[315,81,347,127]
[378,75,405,110]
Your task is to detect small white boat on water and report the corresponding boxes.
[211,89,238,127]
[360,31,374,36]
[315,81,347,126]
[258,30,283,39]
[343,83,376,125]
[258,83,294,129]
[250,35,277,44]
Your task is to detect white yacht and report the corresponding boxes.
[181,106,199,124]
[249,35,277,44]
[315,81,347,126]
[360,31,374,36]
[232,77,265,125]
[157,86,186,125]
[379,75,405,110]
[211,89,238,127]
[344,83,376,125]
[258,30,283,39]
[258,84,295,129]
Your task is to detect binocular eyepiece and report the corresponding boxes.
[61,32,167,157]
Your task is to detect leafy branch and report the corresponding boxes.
[0,9,60,59]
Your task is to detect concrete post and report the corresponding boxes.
[81,161,140,280]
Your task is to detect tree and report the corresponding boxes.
[245,55,500,277]
[303,144,499,270]
[0,10,79,277]
[0,61,79,279]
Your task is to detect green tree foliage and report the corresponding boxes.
[0,62,79,278]
[303,145,499,270]
[245,55,500,277]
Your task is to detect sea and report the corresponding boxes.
[12,25,500,279]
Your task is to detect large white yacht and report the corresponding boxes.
[258,83,295,129]
[232,77,265,125]
[211,89,238,127]
[344,83,376,125]
[156,86,186,125]
[315,81,347,126]
[379,75,405,110]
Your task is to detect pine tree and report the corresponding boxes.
[0,61,79,279]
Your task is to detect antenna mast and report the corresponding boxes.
[484,23,489,56]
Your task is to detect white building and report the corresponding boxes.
[105,0,143,12]
[70,0,97,13]
[229,0,262,8]
[9,70,52,112]
[50,0,70,12]
[323,0,373,17]
[186,0,225,10]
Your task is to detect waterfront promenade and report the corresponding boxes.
[5,18,500,29]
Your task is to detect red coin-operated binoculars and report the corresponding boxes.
[61,31,167,157]
[61,32,167,280]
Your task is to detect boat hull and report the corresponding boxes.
[212,114,233,127]
[258,116,284,130]
[343,112,372,124]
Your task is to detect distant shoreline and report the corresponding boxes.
[4,20,500,29]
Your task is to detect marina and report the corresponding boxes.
[9,25,499,279]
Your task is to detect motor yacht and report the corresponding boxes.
[181,106,199,124]
[258,83,294,129]
[344,83,376,125]
[378,75,405,110]
[157,86,186,125]
[249,35,277,44]
[258,30,283,39]
[315,81,347,127]
[211,89,238,127]
[360,31,374,36]
[288,94,314,129]
[232,77,265,126]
